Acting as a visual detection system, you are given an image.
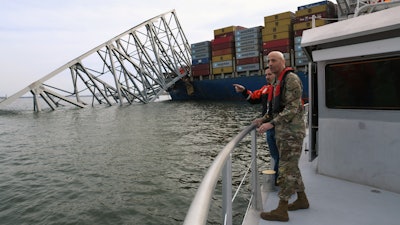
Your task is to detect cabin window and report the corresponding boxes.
[325,56,400,110]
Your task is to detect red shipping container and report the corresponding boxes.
[212,48,234,57]
[263,39,292,49]
[236,56,260,65]
[211,36,234,45]
[212,42,234,51]
[192,68,211,77]
[263,45,291,55]
[191,63,210,71]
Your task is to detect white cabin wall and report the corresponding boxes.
[316,62,400,193]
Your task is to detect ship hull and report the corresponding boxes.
[169,75,266,101]
[169,71,309,102]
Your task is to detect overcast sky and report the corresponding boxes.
[0,0,323,96]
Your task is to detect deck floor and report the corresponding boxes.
[244,150,400,225]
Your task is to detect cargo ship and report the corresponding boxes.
[168,0,337,103]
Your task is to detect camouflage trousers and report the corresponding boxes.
[276,137,305,201]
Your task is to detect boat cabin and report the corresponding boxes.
[301,5,400,193]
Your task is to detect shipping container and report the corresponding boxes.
[235,26,263,36]
[214,25,246,36]
[214,32,235,39]
[212,60,233,68]
[212,48,234,57]
[212,66,234,74]
[191,63,210,71]
[264,11,295,23]
[293,19,329,30]
[295,50,307,58]
[191,41,210,49]
[294,43,302,52]
[211,42,235,51]
[236,56,260,65]
[235,38,262,47]
[263,38,292,48]
[237,63,260,72]
[295,57,309,66]
[211,36,234,45]
[192,57,211,65]
[264,18,293,27]
[262,32,292,42]
[236,45,261,53]
[235,32,262,42]
[191,47,210,55]
[236,51,260,59]
[294,36,302,44]
[192,52,211,60]
[262,24,292,35]
[295,4,334,17]
[297,0,333,10]
[295,11,332,23]
[192,68,211,77]
[212,54,234,62]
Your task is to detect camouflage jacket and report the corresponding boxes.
[268,71,305,140]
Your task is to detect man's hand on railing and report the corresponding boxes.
[252,118,264,127]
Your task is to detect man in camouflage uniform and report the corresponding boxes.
[254,51,309,222]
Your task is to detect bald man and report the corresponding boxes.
[255,51,308,222]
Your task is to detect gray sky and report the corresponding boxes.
[0,0,322,96]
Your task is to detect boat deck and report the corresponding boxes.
[243,150,400,225]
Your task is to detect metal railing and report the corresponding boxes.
[183,123,262,225]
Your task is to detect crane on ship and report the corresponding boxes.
[0,10,191,112]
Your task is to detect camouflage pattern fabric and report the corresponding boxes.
[276,138,305,200]
[272,72,306,201]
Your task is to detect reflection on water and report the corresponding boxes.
[0,98,271,225]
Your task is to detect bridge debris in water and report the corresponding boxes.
[0,10,191,112]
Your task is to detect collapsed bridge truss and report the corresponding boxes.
[0,10,191,112]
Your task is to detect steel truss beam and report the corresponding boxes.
[0,10,191,111]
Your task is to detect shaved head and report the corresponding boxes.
[267,51,286,75]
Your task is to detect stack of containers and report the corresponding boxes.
[294,1,337,66]
[191,41,211,78]
[211,26,245,77]
[262,11,295,67]
[235,26,263,76]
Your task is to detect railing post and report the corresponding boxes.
[251,129,263,211]
[222,154,232,225]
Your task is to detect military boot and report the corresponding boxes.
[288,191,309,211]
[260,200,289,221]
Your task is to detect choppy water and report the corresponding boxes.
[0,98,270,225]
